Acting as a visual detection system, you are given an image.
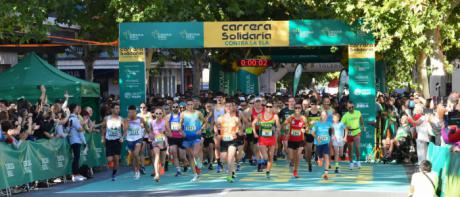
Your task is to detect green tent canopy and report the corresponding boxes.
[0,52,100,105]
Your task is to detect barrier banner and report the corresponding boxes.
[119,48,146,117]
[0,133,106,190]
[427,143,460,197]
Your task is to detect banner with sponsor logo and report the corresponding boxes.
[237,69,259,95]
[0,133,106,190]
[348,45,376,152]
[293,64,303,96]
[204,21,289,48]
[119,22,204,48]
[119,48,146,117]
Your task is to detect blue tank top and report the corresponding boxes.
[183,111,202,140]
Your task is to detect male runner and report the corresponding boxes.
[123,105,146,180]
[341,101,366,170]
[165,103,186,177]
[285,103,307,178]
[137,103,151,175]
[202,101,215,170]
[312,111,333,180]
[279,97,295,159]
[253,101,280,178]
[249,97,265,168]
[101,103,123,181]
[232,102,245,172]
[305,100,321,172]
[215,101,242,183]
[180,99,207,182]
[213,94,226,173]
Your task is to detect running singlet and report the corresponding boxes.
[221,116,238,142]
[105,115,122,140]
[313,121,332,145]
[183,111,202,140]
[259,113,276,138]
[279,108,294,134]
[332,122,346,142]
[151,119,166,142]
[252,107,265,132]
[137,112,151,138]
[203,114,214,138]
[126,118,143,142]
[307,111,321,134]
[169,113,182,138]
[289,117,305,142]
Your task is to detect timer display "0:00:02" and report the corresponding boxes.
[238,59,271,67]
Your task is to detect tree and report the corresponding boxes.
[0,0,54,43]
[314,0,460,97]
[54,0,118,82]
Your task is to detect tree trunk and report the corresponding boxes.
[192,57,203,96]
[82,45,98,82]
[415,51,430,98]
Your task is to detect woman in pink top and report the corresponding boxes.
[150,108,168,182]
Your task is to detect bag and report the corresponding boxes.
[79,164,93,179]
[422,172,440,197]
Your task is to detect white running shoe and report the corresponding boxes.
[349,162,354,170]
[357,161,361,169]
[191,174,199,182]
[134,172,140,180]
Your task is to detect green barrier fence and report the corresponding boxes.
[427,143,460,197]
[0,132,107,190]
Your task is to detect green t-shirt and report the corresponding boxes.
[341,110,362,136]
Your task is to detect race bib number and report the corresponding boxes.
[261,129,273,137]
[223,134,233,141]
[155,134,165,142]
[129,128,140,136]
[291,129,301,136]
[318,136,328,143]
[171,123,181,131]
[185,125,196,131]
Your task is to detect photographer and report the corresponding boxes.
[442,92,460,151]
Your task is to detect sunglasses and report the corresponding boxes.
[155,113,163,115]
[140,106,146,109]
[266,105,273,108]
[249,103,254,105]
[187,103,193,106]
[295,107,302,109]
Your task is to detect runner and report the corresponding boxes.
[285,103,307,178]
[101,103,123,181]
[137,103,151,175]
[123,105,146,180]
[243,99,256,165]
[250,97,265,170]
[305,100,321,172]
[150,108,168,182]
[213,93,226,173]
[279,97,295,160]
[165,103,186,177]
[215,100,242,183]
[233,101,245,172]
[342,101,366,170]
[202,101,215,170]
[312,111,333,180]
[253,101,280,178]
[331,113,347,173]
[180,99,207,182]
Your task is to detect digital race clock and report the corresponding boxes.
[238,59,272,67]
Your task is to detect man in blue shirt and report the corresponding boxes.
[312,111,333,180]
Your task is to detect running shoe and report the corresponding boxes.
[111,175,116,181]
[153,176,160,182]
[322,173,329,180]
[318,159,323,167]
[349,162,354,170]
[232,171,237,179]
[216,165,222,173]
[140,166,146,175]
[266,171,271,179]
[191,174,199,182]
[257,164,263,172]
[356,161,361,169]
[174,171,182,177]
[195,166,202,175]
[183,166,188,173]
[226,176,234,183]
[293,170,299,178]
[208,163,214,170]
[335,167,339,174]
[134,172,140,180]
[160,166,165,175]
[236,163,241,171]
[308,163,312,172]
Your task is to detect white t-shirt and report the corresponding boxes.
[410,172,438,197]
[416,116,431,142]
